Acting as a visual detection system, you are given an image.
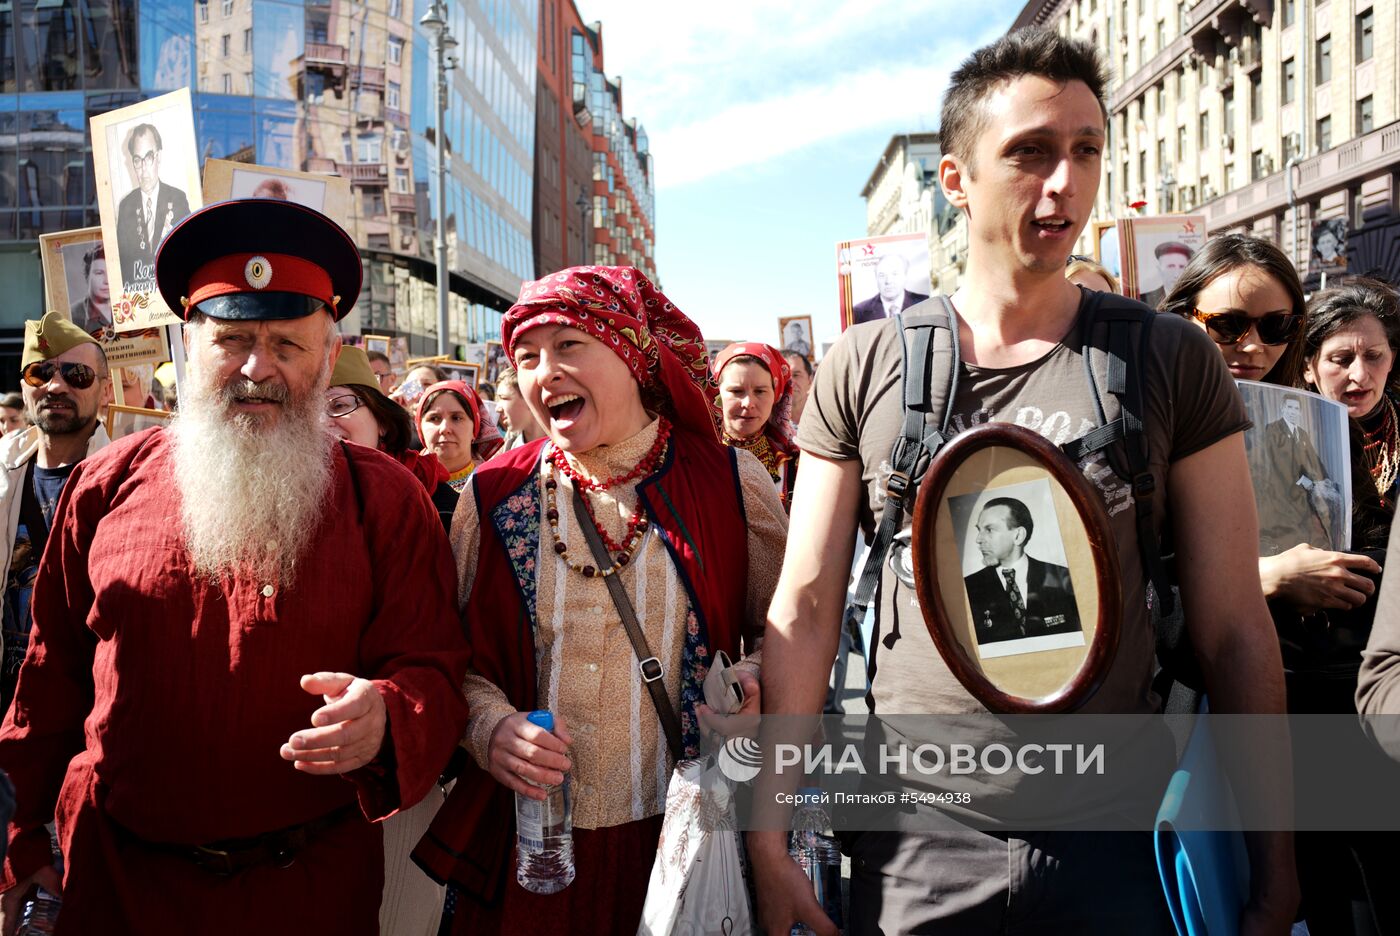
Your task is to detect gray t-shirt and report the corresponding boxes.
[799,290,1250,717]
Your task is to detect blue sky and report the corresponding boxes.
[578,0,1023,351]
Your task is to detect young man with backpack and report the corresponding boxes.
[749,29,1297,934]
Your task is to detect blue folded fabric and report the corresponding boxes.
[1155,700,1251,936]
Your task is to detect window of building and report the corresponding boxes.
[243,28,252,54]
[1358,11,1375,62]
[222,0,232,16]
[1157,19,1166,51]
[387,81,400,110]
[1223,89,1234,135]
[357,133,382,163]
[1281,0,1295,28]
[1123,160,1131,194]
[388,0,402,18]
[1200,173,1211,198]
[1156,137,1166,171]
[388,37,403,65]
[198,1,209,24]
[362,191,385,216]
[309,18,328,43]
[1251,149,1267,181]
[1283,132,1300,164]
[395,168,409,194]
[1282,57,1296,104]
[1138,35,1146,66]
[1358,95,1374,134]
[220,34,229,57]
[1177,123,1188,159]
[1138,151,1147,191]
[1198,110,1209,147]
[1318,115,1332,151]
[1173,66,1183,98]
[1156,82,1166,115]
[222,73,232,93]
[1250,72,1263,122]
[1316,35,1331,83]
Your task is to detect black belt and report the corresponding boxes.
[112,803,358,876]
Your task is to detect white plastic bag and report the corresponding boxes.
[638,757,753,936]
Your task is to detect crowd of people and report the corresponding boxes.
[7,23,1400,936]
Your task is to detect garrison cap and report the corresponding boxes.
[22,311,100,369]
[155,198,362,322]
[330,346,379,391]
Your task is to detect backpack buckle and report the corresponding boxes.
[1132,473,1155,498]
[885,469,910,502]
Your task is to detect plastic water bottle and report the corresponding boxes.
[789,788,842,936]
[515,710,575,895]
[15,887,60,935]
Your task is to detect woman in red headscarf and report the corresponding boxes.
[415,380,503,492]
[416,267,788,934]
[713,341,800,506]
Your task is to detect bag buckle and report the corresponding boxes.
[639,656,665,683]
[1132,472,1156,498]
[885,470,910,501]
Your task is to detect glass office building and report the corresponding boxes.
[0,0,536,370]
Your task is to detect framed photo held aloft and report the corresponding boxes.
[90,88,203,334]
[910,423,1122,713]
[39,226,168,368]
[777,315,813,359]
[104,404,172,441]
[202,158,351,230]
[1115,215,1207,308]
[1091,221,1121,280]
[362,335,392,359]
[835,232,933,332]
[436,360,481,387]
[485,340,509,383]
[1238,380,1352,556]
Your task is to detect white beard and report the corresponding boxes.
[170,353,335,587]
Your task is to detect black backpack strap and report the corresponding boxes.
[1059,301,1175,616]
[849,297,960,619]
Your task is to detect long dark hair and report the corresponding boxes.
[1159,233,1308,385]
[345,383,413,455]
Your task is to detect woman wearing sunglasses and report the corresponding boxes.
[325,346,458,532]
[1161,235,1383,632]
[1166,239,1399,933]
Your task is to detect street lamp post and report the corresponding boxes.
[420,1,457,357]
[574,186,589,266]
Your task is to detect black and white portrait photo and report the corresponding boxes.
[950,480,1086,660]
[1310,217,1349,278]
[1239,381,1352,556]
[91,88,203,331]
[778,315,813,359]
[837,232,932,330]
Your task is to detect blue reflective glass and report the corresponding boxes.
[256,108,296,169]
[194,96,256,162]
[140,0,193,90]
[252,0,303,100]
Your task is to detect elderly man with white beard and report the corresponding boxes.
[0,199,469,936]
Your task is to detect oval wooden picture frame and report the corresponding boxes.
[911,423,1123,713]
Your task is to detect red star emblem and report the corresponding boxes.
[861,243,876,256]
[1181,221,1197,234]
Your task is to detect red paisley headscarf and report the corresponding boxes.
[501,266,719,440]
[415,380,505,462]
[713,341,799,459]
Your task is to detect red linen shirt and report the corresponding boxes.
[0,429,469,888]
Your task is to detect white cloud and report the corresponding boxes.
[578,0,1013,188]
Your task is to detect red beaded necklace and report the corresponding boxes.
[549,417,672,491]
[542,420,672,578]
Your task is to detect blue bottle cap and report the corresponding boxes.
[526,710,555,733]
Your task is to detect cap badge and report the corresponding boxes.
[244,256,273,290]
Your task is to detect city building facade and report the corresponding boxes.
[0,0,541,380]
[908,0,1400,294]
[533,0,654,281]
[861,132,951,238]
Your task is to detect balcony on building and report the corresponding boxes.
[343,162,388,186]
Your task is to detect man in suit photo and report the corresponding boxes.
[962,496,1081,645]
[1137,240,1193,309]
[1255,393,1334,552]
[851,252,925,324]
[115,123,190,290]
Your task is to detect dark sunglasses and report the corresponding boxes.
[1193,310,1304,346]
[22,360,100,389]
